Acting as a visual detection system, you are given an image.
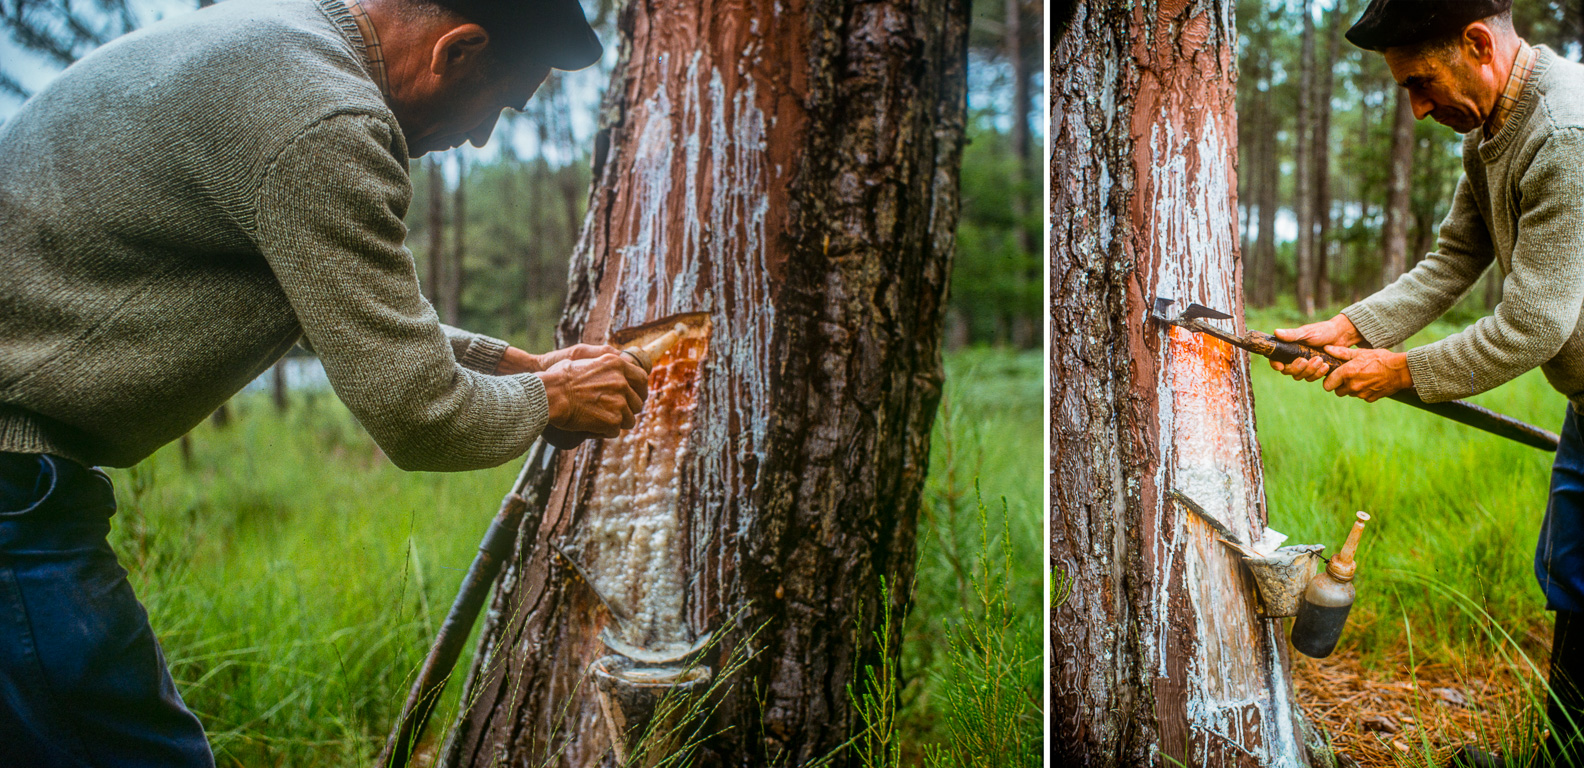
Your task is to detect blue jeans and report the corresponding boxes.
[1539,405,1584,612]
[0,453,212,767]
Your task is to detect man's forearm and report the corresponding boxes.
[494,346,544,375]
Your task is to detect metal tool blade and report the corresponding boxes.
[1151,297,1177,323]
[1180,303,1233,322]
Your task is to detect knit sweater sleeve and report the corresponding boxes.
[1405,128,1584,402]
[439,324,510,374]
[1341,172,1496,350]
[252,113,548,470]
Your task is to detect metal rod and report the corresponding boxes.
[377,447,545,768]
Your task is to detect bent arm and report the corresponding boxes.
[251,114,547,471]
[1343,173,1496,349]
[1405,129,1584,402]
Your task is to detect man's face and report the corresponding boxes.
[406,58,551,157]
[1383,40,1491,134]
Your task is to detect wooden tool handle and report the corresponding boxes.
[1247,331,1349,369]
[621,323,687,372]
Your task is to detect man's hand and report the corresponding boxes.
[1269,314,1366,381]
[536,353,649,438]
[494,343,617,375]
[1320,346,1413,402]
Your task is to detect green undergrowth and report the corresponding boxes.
[105,348,1041,766]
[111,393,519,765]
[1250,306,1563,663]
[1250,304,1575,762]
[888,349,1043,765]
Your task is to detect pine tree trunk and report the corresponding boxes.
[1294,0,1316,316]
[1007,0,1036,349]
[1051,0,1309,765]
[1311,1,1342,310]
[1254,73,1279,308]
[1382,89,1415,288]
[443,0,969,763]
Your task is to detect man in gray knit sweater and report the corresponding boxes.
[0,0,646,763]
[1273,1,1584,764]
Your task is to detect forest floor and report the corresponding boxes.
[104,348,1041,766]
[1293,648,1544,767]
[1250,307,1566,768]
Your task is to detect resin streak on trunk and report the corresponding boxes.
[1051,1,1307,765]
[444,0,969,763]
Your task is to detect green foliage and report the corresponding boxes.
[951,118,1041,347]
[109,394,522,765]
[840,350,1042,766]
[848,579,904,768]
[921,487,1040,768]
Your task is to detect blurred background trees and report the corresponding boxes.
[1237,0,1583,319]
[2,0,1041,350]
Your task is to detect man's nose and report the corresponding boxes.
[468,110,502,149]
[1410,93,1434,120]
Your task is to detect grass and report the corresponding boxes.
[1250,306,1564,659]
[1249,305,1573,764]
[104,349,1042,766]
[112,392,519,765]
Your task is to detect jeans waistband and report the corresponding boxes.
[0,452,115,553]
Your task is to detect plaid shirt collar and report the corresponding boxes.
[1487,42,1535,138]
[343,0,390,99]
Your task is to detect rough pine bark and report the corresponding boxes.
[442,0,968,764]
[1382,89,1415,289]
[1051,0,1310,765]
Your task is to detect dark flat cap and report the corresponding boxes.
[432,0,602,71]
[1346,0,1511,51]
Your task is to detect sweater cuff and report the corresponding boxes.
[1405,344,1458,403]
[457,333,510,375]
[521,372,551,439]
[1341,302,1401,350]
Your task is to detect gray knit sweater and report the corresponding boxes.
[1343,46,1584,411]
[0,0,549,469]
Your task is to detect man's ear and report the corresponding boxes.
[430,23,491,78]
[1461,21,1497,65]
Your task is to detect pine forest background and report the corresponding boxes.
[1238,0,1583,318]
